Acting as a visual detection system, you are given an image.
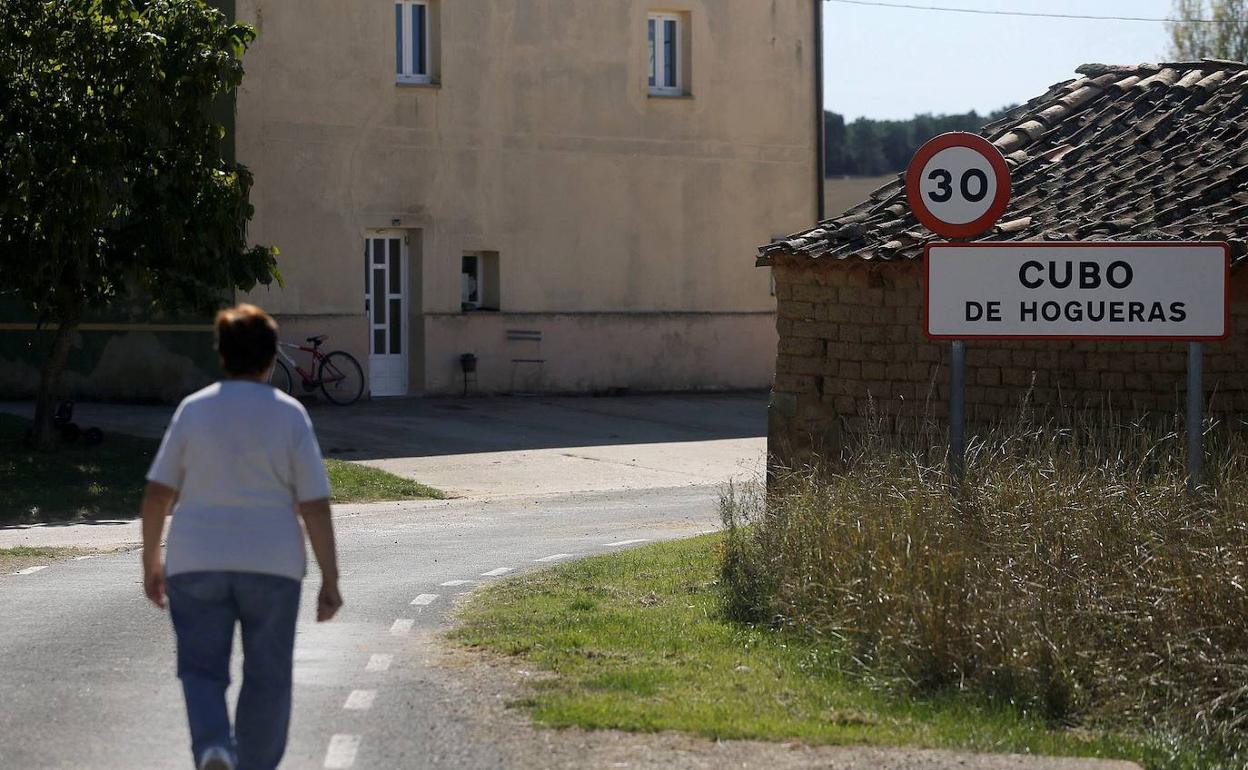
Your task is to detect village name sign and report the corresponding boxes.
[926,242,1229,340]
[907,132,1229,487]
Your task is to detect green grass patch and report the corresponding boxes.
[0,414,157,523]
[0,413,443,523]
[325,459,445,503]
[452,535,1216,770]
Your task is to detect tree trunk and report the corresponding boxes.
[30,313,80,452]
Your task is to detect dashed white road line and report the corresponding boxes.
[390,618,414,635]
[481,567,512,577]
[604,539,650,547]
[439,579,472,587]
[365,654,393,672]
[410,593,439,606]
[14,566,48,575]
[535,553,573,562]
[72,555,101,561]
[343,689,377,711]
[324,734,361,769]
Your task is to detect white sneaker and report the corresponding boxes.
[198,746,235,770]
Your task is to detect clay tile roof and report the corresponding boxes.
[757,60,1248,267]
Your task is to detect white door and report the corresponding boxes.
[365,235,408,396]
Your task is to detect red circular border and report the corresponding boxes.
[904,132,1012,240]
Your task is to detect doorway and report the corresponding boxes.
[364,233,409,396]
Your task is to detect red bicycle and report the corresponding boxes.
[269,335,365,405]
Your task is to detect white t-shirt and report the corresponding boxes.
[146,380,332,581]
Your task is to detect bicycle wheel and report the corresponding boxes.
[269,359,294,395]
[319,351,365,405]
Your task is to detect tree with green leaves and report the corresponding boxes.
[1168,0,1248,62]
[0,0,278,449]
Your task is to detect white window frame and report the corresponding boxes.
[648,12,683,96]
[396,1,431,85]
[461,254,482,311]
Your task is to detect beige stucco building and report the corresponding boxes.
[0,1,818,402]
[232,0,819,396]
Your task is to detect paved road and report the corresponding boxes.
[0,395,1138,770]
[0,485,721,769]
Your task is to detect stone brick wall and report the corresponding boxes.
[768,258,1248,469]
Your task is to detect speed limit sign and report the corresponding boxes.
[905,132,1011,239]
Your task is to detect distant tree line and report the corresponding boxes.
[824,107,1014,177]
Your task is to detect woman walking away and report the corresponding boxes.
[140,303,343,770]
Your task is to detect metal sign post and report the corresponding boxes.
[905,133,1012,484]
[1188,342,1203,494]
[949,340,965,483]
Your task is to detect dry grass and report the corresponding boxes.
[721,407,1248,767]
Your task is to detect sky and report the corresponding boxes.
[824,0,1178,121]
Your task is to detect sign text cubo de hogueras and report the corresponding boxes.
[926,243,1229,340]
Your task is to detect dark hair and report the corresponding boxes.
[215,303,278,377]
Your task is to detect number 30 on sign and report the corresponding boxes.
[905,132,1012,239]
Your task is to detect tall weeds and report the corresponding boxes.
[721,411,1248,759]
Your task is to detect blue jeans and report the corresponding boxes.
[167,571,302,770]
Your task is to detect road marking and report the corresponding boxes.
[324,734,361,769]
[72,555,100,561]
[535,553,573,562]
[440,579,472,587]
[481,567,512,577]
[604,539,650,547]
[390,618,414,635]
[365,654,393,672]
[410,593,439,606]
[343,690,376,711]
[14,566,47,575]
